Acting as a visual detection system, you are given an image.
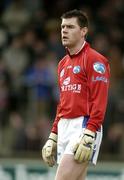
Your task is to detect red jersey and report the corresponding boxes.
[51,42,110,133]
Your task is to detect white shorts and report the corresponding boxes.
[57,116,103,165]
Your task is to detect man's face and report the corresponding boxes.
[61,17,85,48]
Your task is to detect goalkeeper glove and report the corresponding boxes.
[73,129,95,163]
[42,132,57,167]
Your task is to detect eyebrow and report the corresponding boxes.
[61,24,76,28]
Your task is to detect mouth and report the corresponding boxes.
[62,36,68,40]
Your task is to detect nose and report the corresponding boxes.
[62,27,68,34]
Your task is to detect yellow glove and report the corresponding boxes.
[42,133,57,167]
[73,129,95,163]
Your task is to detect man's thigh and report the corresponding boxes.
[57,117,84,164]
[55,154,88,180]
[57,117,103,165]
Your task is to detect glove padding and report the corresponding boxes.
[73,129,95,163]
[42,133,57,167]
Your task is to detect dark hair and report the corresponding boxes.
[61,9,89,28]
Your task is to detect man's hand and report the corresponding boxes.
[73,129,95,163]
[42,133,57,167]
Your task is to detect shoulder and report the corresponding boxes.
[87,47,108,64]
[58,55,68,67]
[57,54,70,74]
[85,45,110,74]
[85,47,110,75]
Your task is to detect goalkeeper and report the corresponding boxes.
[42,9,110,180]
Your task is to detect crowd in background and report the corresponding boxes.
[0,0,124,160]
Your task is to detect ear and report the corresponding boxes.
[81,27,88,37]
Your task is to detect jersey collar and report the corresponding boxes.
[66,41,89,57]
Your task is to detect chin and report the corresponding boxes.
[62,42,69,47]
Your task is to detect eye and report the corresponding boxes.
[67,25,74,29]
[61,25,75,30]
[61,25,65,29]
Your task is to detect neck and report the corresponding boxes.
[68,40,85,55]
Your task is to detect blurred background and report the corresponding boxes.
[0,0,124,179]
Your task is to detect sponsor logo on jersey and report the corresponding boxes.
[73,66,81,74]
[60,69,64,77]
[92,76,108,83]
[67,65,72,69]
[93,62,106,74]
[63,77,70,85]
[62,77,81,93]
[61,84,81,93]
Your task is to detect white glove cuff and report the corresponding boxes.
[84,129,95,138]
[49,133,57,142]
